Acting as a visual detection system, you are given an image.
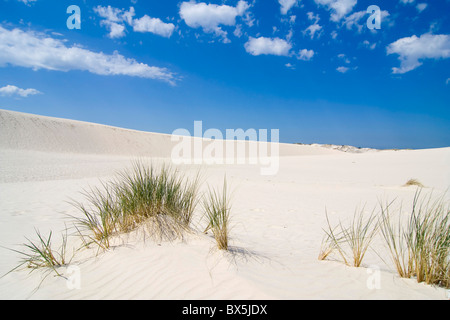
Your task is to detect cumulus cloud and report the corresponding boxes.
[0,85,41,98]
[94,6,175,39]
[94,5,134,24]
[416,3,427,13]
[304,22,322,39]
[342,10,366,32]
[336,66,349,73]
[179,1,250,43]
[244,37,292,56]
[314,0,357,22]
[133,15,175,38]
[279,0,300,15]
[343,9,390,33]
[244,35,315,60]
[94,6,135,38]
[387,33,450,74]
[297,49,315,61]
[303,10,322,39]
[0,26,177,84]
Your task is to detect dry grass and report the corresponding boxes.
[404,179,425,188]
[203,178,231,251]
[379,191,449,288]
[321,207,379,267]
[321,190,449,289]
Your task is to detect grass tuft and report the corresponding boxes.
[5,229,70,277]
[203,178,231,251]
[321,207,379,267]
[71,162,201,249]
[379,190,449,288]
[321,190,449,289]
[404,179,425,188]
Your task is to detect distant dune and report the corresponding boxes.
[0,109,338,158]
[297,143,379,153]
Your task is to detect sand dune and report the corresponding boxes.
[0,109,448,300]
[0,109,338,157]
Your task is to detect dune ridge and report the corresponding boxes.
[0,109,338,158]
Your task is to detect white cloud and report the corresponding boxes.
[286,29,294,41]
[285,63,295,69]
[297,49,315,61]
[416,3,428,13]
[0,26,176,84]
[179,1,250,42]
[304,22,322,39]
[304,11,322,39]
[387,33,450,74]
[337,53,350,63]
[330,30,338,39]
[133,15,175,38]
[343,10,390,33]
[400,0,415,4]
[279,0,300,15]
[289,15,297,25]
[95,6,174,39]
[105,22,127,39]
[0,85,41,97]
[16,0,37,5]
[342,10,366,32]
[363,40,377,50]
[446,78,450,85]
[94,6,135,38]
[307,12,320,23]
[336,66,349,73]
[314,0,357,22]
[234,24,243,38]
[244,37,292,56]
[94,5,133,24]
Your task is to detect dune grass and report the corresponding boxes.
[203,178,231,251]
[5,162,236,281]
[318,231,337,262]
[379,191,449,288]
[321,190,449,289]
[5,229,70,277]
[404,178,424,188]
[321,207,379,267]
[71,162,201,249]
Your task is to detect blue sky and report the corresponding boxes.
[0,0,449,149]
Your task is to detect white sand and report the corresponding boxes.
[0,109,448,300]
